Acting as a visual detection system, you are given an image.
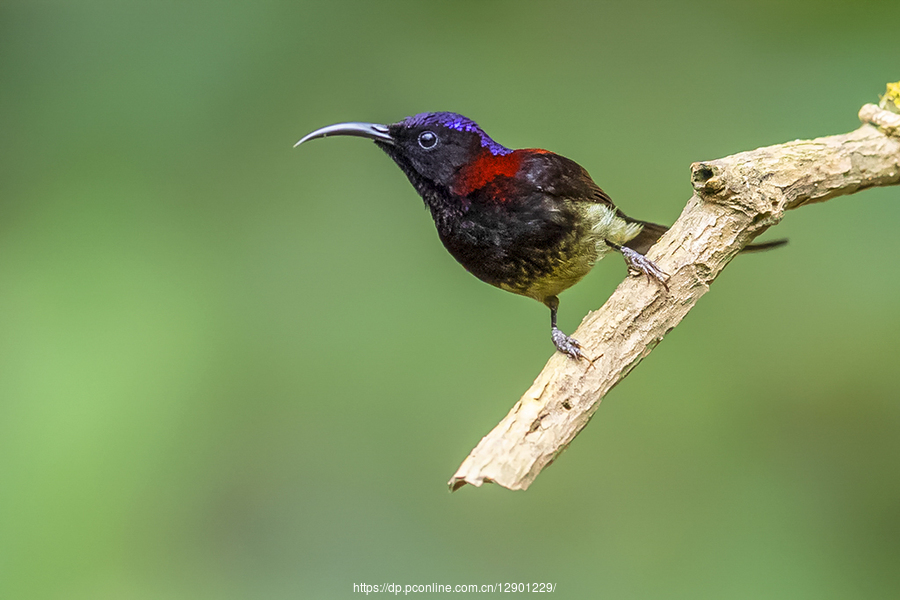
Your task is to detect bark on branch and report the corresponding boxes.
[450,97,900,492]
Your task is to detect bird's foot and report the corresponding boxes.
[551,326,583,359]
[620,246,669,290]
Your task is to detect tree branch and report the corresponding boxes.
[449,96,900,492]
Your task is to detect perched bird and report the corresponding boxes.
[296,112,782,359]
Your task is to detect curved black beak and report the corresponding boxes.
[294,122,394,147]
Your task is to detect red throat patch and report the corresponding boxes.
[451,150,524,198]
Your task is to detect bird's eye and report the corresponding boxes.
[418,131,438,150]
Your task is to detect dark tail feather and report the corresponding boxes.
[620,214,788,255]
[740,239,788,252]
[621,217,668,255]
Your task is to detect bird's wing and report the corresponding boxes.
[518,151,616,209]
[521,151,673,252]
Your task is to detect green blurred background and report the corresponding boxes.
[2,1,899,598]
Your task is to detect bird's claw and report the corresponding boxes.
[620,246,669,290]
[551,327,583,360]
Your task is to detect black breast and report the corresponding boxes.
[432,182,585,293]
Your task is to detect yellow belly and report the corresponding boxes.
[500,204,643,302]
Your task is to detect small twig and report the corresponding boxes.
[449,93,900,492]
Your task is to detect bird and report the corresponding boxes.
[295,112,783,359]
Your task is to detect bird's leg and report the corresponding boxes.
[606,240,669,290]
[546,295,583,359]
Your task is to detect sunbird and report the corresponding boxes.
[296,112,783,358]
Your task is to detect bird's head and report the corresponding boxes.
[295,112,512,191]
